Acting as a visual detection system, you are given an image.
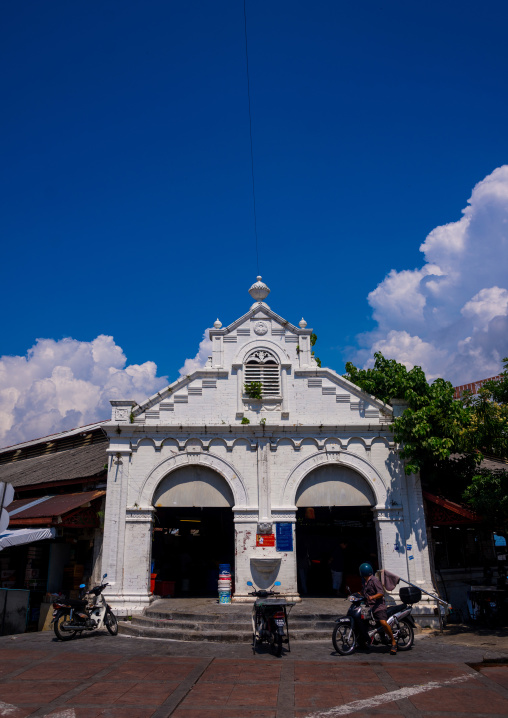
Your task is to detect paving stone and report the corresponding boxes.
[478,665,508,690]
[113,681,180,705]
[409,683,508,713]
[0,679,80,703]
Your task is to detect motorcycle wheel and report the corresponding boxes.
[53,614,77,641]
[105,609,119,636]
[332,623,356,655]
[270,632,283,657]
[396,619,414,651]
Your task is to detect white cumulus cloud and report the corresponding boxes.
[357,165,508,383]
[179,328,213,376]
[0,335,168,448]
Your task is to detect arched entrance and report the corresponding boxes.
[295,464,377,596]
[151,465,235,597]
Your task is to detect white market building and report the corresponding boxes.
[101,278,435,617]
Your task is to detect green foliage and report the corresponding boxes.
[484,357,508,405]
[346,352,508,526]
[344,352,430,407]
[244,381,263,400]
[309,333,321,367]
[460,358,508,459]
[260,418,266,425]
[344,352,470,474]
[463,469,508,533]
[129,412,135,423]
[241,417,250,425]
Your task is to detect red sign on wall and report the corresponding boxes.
[256,533,275,547]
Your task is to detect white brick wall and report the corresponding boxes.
[102,300,435,614]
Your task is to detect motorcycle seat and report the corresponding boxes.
[387,603,407,617]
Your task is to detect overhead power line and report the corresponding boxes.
[243,0,260,275]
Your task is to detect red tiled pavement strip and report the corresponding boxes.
[1,650,508,717]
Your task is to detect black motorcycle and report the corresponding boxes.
[247,580,293,657]
[52,574,118,641]
[332,585,419,655]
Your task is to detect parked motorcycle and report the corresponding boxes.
[332,585,419,655]
[247,580,293,657]
[52,574,118,641]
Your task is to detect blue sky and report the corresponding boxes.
[1,1,508,445]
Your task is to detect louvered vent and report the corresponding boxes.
[244,350,281,397]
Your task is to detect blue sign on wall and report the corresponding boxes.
[276,523,293,552]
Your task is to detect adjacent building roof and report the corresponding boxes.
[0,422,107,455]
[0,441,107,489]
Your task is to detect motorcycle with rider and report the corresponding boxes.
[333,562,421,656]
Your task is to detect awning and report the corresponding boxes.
[423,491,481,525]
[0,527,56,551]
[8,490,105,527]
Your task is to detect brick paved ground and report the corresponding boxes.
[0,630,507,718]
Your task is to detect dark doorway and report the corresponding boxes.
[151,507,234,597]
[295,506,377,596]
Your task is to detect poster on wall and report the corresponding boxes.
[276,523,293,551]
[256,534,275,547]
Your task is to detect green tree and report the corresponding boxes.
[345,353,508,524]
[461,358,508,459]
[463,469,508,534]
[344,353,471,475]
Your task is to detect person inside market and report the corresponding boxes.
[329,539,348,597]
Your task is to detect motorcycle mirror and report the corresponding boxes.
[79,584,86,588]
[102,573,107,579]
[246,581,253,586]
[274,581,281,586]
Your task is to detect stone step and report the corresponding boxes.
[144,609,339,623]
[131,614,336,631]
[118,620,333,643]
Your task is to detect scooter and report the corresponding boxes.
[247,580,293,657]
[332,585,418,655]
[52,573,118,641]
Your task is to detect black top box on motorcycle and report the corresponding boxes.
[399,586,422,604]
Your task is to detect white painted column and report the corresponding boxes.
[121,507,155,614]
[257,439,271,522]
[233,363,243,417]
[403,472,434,590]
[281,364,290,417]
[372,507,407,582]
[101,447,131,606]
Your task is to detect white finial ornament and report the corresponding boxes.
[299,318,307,328]
[214,318,222,329]
[248,276,270,302]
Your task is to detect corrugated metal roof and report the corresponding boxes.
[0,441,107,488]
[0,421,107,454]
[9,490,105,521]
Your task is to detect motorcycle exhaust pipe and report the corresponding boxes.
[62,623,94,631]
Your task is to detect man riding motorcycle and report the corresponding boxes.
[359,562,397,655]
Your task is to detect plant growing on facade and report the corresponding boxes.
[241,417,250,424]
[310,333,321,367]
[260,418,266,425]
[244,381,263,400]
